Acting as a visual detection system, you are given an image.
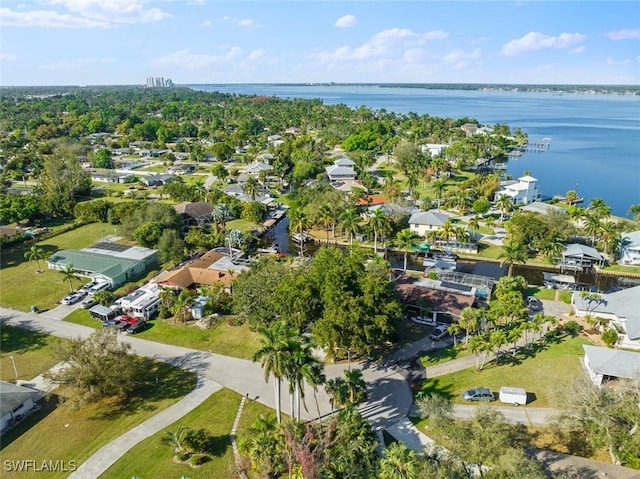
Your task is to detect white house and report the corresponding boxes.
[583,345,640,385]
[0,381,38,434]
[573,285,640,348]
[620,231,640,265]
[326,157,357,181]
[421,143,447,157]
[408,210,450,237]
[496,175,541,205]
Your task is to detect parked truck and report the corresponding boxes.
[498,386,528,406]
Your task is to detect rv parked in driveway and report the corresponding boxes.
[499,386,528,406]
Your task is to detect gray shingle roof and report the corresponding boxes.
[574,285,640,339]
[408,210,449,227]
[0,381,37,417]
[584,345,640,380]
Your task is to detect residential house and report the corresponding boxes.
[167,164,196,175]
[142,173,174,187]
[620,231,640,265]
[244,161,273,176]
[496,175,542,205]
[329,179,364,194]
[47,243,157,287]
[394,275,475,325]
[421,143,447,157]
[173,201,214,227]
[560,243,605,270]
[0,381,39,434]
[267,135,284,147]
[573,285,640,348]
[408,210,450,238]
[153,249,238,293]
[326,157,357,182]
[583,345,640,385]
[520,201,566,216]
[89,170,130,184]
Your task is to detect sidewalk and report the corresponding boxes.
[68,377,222,479]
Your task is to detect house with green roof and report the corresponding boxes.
[46,242,157,287]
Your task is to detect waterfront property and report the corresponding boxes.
[408,210,451,237]
[173,201,214,228]
[620,231,640,265]
[582,345,640,386]
[572,285,640,348]
[558,243,605,271]
[496,175,541,205]
[520,201,566,216]
[46,242,158,287]
[153,249,239,292]
[543,272,577,290]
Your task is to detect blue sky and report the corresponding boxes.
[1,1,638,86]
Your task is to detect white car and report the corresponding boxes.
[61,291,86,305]
[429,324,450,341]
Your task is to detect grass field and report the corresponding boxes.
[0,359,196,479]
[417,334,592,408]
[0,223,124,312]
[64,310,263,359]
[0,325,68,382]
[100,388,272,479]
[420,343,472,367]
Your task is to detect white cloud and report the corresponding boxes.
[441,48,482,69]
[219,16,259,28]
[605,28,640,40]
[334,14,356,28]
[45,0,171,24]
[312,27,448,62]
[501,32,586,56]
[151,47,244,70]
[0,7,109,28]
[200,20,211,27]
[41,57,114,70]
[247,49,266,62]
[570,46,586,54]
[606,57,632,66]
[0,52,17,61]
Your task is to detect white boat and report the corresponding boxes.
[291,232,312,243]
[543,272,576,290]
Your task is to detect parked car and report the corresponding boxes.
[463,388,496,402]
[429,324,450,341]
[81,297,98,309]
[125,320,147,334]
[60,291,86,305]
[88,280,110,296]
[117,315,138,331]
[80,280,99,294]
[527,296,542,311]
[102,317,124,328]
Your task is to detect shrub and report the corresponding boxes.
[562,320,582,337]
[601,329,619,347]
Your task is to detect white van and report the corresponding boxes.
[498,386,528,406]
[88,280,110,295]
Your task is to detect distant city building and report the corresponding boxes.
[145,77,174,88]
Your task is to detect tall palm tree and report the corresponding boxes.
[59,264,80,293]
[368,208,392,254]
[628,203,640,221]
[394,229,418,272]
[588,197,611,220]
[339,207,360,246]
[379,442,419,479]
[432,178,447,211]
[496,194,513,223]
[252,321,299,423]
[289,340,325,422]
[193,179,207,202]
[24,244,46,273]
[468,215,481,236]
[458,307,481,345]
[288,208,310,257]
[243,176,260,201]
[599,220,619,256]
[497,241,528,277]
[343,369,367,405]
[325,377,348,412]
[316,203,335,242]
[583,213,602,246]
[437,218,457,243]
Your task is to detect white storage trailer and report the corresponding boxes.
[498,386,527,406]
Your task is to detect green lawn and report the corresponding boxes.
[100,388,272,479]
[0,325,68,382]
[226,218,260,232]
[0,360,196,479]
[0,223,126,311]
[420,343,472,367]
[417,334,592,408]
[64,310,263,360]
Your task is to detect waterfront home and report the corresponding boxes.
[154,249,239,293]
[620,230,640,265]
[173,201,214,227]
[582,345,640,386]
[326,157,357,181]
[408,210,451,238]
[543,272,576,290]
[496,175,541,205]
[520,201,566,216]
[573,285,640,348]
[559,243,605,270]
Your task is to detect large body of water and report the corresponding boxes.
[189,84,640,217]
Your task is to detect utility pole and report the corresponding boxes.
[10,356,18,379]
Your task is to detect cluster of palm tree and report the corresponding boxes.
[252,320,326,423]
[324,369,367,412]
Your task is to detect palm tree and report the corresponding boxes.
[628,203,640,221]
[162,425,190,458]
[243,176,260,201]
[379,442,419,479]
[497,241,528,277]
[588,197,611,220]
[368,208,392,254]
[252,321,299,423]
[437,218,457,244]
[432,178,447,211]
[325,377,347,412]
[458,307,481,345]
[171,289,193,324]
[339,207,360,246]
[289,340,325,422]
[583,213,602,246]
[316,203,335,243]
[59,264,80,293]
[193,179,207,202]
[24,244,46,273]
[539,232,565,262]
[496,194,513,222]
[599,220,619,256]
[343,369,367,405]
[468,215,481,237]
[288,208,309,257]
[394,229,418,272]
